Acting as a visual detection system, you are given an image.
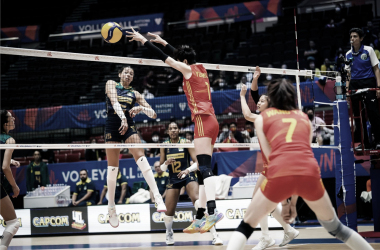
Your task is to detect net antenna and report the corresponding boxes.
[294,8,302,110]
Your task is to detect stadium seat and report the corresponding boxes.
[55,154,67,163]
[66,153,81,162]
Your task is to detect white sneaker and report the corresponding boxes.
[212,234,223,245]
[252,236,275,250]
[166,229,175,245]
[279,228,299,247]
[155,194,167,212]
[108,205,119,228]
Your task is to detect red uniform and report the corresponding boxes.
[183,64,219,144]
[259,108,325,203]
[259,144,269,177]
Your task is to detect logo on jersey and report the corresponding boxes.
[360,53,368,61]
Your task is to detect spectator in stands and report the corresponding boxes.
[69,169,96,206]
[85,138,103,161]
[212,71,228,90]
[260,64,273,85]
[304,40,319,65]
[98,170,130,205]
[40,149,54,164]
[242,121,255,143]
[307,56,321,76]
[305,108,326,145]
[363,21,378,45]
[346,28,380,150]
[180,117,194,132]
[26,151,50,192]
[185,131,194,142]
[236,76,250,90]
[142,88,155,99]
[216,123,229,143]
[149,131,161,157]
[229,122,244,143]
[150,161,169,203]
[325,18,344,29]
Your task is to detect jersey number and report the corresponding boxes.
[282,118,297,143]
[172,161,181,173]
[205,82,211,100]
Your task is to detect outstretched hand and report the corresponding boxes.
[240,85,247,97]
[125,27,147,44]
[281,203,297,224]
[147,32,166,45]
[253,66,261,80]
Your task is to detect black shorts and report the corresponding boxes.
[105,115,137,142]
[1,183,8,199]
[167,173,197,190]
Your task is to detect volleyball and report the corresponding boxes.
[101,22,123,43]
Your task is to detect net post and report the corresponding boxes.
[333,100,357,231]
[296,75,302,110]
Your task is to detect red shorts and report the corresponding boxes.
[194,114,219,145]
[260,175,325,203]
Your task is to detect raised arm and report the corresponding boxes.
[240,85,258,122]
[130,91,157,119]
[147,32,177,56]
[126,29,192,78]
[250,66,260,104]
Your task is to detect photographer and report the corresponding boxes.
[345,28,380,150]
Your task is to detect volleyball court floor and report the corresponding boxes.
[8,225,380,250]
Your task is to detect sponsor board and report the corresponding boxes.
[88,204,150,232]
[150,205,196,230]
[30,207,88,234]
[215,199,281,229]
[0,209,31,236]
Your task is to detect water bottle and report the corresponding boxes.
[239,177,244,186]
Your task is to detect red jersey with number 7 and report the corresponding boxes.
[183,64,215,120]
[261,108,321,179]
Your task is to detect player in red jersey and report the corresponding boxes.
[227,79,373,250]
[126,29,224,233]
[240,67,299,250]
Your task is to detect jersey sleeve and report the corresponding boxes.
[369,47,380,67]
[87,182,95,192]
[74,185,79,195]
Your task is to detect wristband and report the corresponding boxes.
[10,159,14,165]
[160,162,168,171]
[113,102,126,120]
[141,107,155,118]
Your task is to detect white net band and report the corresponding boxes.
[0,46,313,76]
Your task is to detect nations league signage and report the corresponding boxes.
[0,209,31,236]
[62,13,163,34]
[30,207,88,234]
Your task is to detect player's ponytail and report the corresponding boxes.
[267,79,297,111]
[174,45,196,65]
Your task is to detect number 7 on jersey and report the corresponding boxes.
[282,118,297,143]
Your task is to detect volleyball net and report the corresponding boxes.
[0,46,342,153]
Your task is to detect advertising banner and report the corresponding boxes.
[185,0,282,28]
[88,204,151,232]
[150,203,196,230]
[0,209,31,236]
[215,199,281,229]
[11,82,326,133]
[62,13,163,34]
[30,207,88,234]
[1,25,39,43]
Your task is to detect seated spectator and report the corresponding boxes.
[40,149,55,164]
[236,76,250,90]
[97,170,130,205]
[142,88,154,99]
[212,71,228,91]
[26,151,50,192]
[149,131,161,158]
[363,21,378,45]
[228,122,244,143]
[69,169,96,206]
[150,161,169,202]
[304,40,319,65]
[321,58,335,74]
[85,138,103,161]
[306,57,321,77]
[142,70,157,95]
[305,108,326,145]
[241,121,255,143]
[216,123,230,143]
[185,131,194,142]
[180,117,194,132]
